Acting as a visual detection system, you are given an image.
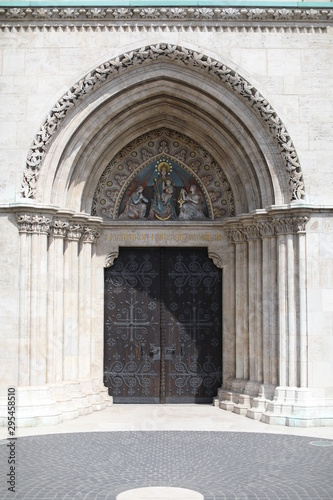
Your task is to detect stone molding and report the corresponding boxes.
[1,7,332,29]
[15,212,101,242]
[22,44,304,203]
[105,250,119,268]
[226,215,310,242]
[208,251,224,269]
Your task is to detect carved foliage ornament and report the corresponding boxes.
[1,7,332,23]
[226,216,309,242]
[15,214,100,242]
[22,44,305,202]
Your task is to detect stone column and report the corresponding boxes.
[259,221,276,388]
[78,226,100,380]
[244,223,262,394]
[29,215,52,386]
[48,219,69,383]
[296,217,309,388]
[63,223,83,382]
[230,228,249,388]
[16,214,33,386]
[275,219,288,387]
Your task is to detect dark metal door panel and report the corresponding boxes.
[103,248,161,402]
[163,248,222,403]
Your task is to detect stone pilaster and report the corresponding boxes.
[63,223,83,382]
[78,226,100,380]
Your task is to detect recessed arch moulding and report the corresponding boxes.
[24,44,304,214]
[9,45,324,428]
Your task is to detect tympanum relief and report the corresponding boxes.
[92,128,235,221]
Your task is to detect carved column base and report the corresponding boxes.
[261,386,333,427]
[0,380,112,428]
[233,394,252,416]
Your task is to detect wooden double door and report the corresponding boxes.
[103,247,222,403]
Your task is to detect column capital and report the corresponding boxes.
[51,219,70,238]
[67,223,84,241]
[82,226,100,244]
[226,227,246,244]
[15,213,52,234]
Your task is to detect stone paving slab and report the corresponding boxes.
[1,431,333,499]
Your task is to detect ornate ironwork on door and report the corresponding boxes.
[104,248,222,403]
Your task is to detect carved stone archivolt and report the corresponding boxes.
[92,128,234,221]
[21,44,305,203]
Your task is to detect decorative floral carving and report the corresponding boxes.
[15,213,52,234]
[20,44,305,202]
[82,227,100,243]
[1,7,332,24]
[67,224,83,241]
[52,219,69,238]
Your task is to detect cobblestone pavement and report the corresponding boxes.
[1,431,333,499]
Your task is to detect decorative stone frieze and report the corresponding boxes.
[1,7,332,27]
[16,213,52,234]
[21,44,304,203]
[225,213,310,243]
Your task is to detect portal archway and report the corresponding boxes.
[12,44,311,426]
[22,44,304,213]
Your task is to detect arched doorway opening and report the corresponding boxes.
[12,44,309,425]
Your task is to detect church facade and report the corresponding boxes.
[0,1,333,427]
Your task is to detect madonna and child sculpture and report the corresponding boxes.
[117,161,208,221]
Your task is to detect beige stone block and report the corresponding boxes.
[240,49,267,77]
[301,49,333,77]
[309,123,333,151]
[3,48,25,76]
[267,49,301,76]
[300,95,333,123]
[258,76,284,95]
[284,76,312,95]
[304,173,333,205]
[323,289,333,313]
[312,76,333,95]
[0,360,17,386]
[286,123,309,151]
[0,94,26,121]
[311,361,333,388]
[308,312,333,337]
[319,233,333,258]
[0,122,17,147]
[25,48,60,76]
[59,47,103,76]
[273,95,300,123]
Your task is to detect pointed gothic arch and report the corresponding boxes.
[22,43,304,214]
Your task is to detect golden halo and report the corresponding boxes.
[157,162,170,174]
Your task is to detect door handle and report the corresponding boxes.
[165,345,176,360]
[149,344,161,360]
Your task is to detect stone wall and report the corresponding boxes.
[0,3,332,426]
